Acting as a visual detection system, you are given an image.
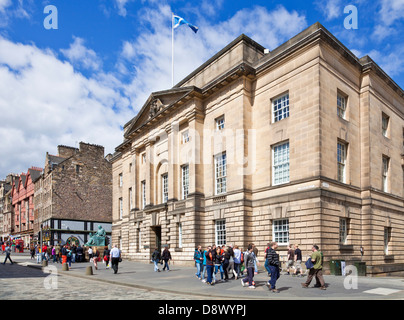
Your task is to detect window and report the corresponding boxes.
[129,163,132,172]
[337,93,347,119]
[215,219,226,246]
[141,180,146,209]
[382,113,389,137]
[272,142,290,185]
[178,223,183,248]
[382,156,389,192]
[137,227,142,252]
[119,173,123,187]
[129,187,133,210]
[273,219,289,245]
[339,218,348,244]
[142,153,146,164]
[119,198,123,219]
[162,174,168,203]
[182,130,189,144]
[272,93,289,123]
[216,115,225,131]
[337,142,347,183]
[181,165,189,200]
[214,153,227,195]
[384,227,391,255]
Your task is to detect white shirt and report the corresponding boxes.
[110,247,120,258]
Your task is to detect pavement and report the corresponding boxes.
[4,252,404,300]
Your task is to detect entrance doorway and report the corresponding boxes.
[151,226,161,252]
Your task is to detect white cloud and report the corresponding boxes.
[60,36,102,71]
[0,36,131,178]
[379,0,404,26]
[114,0,135,17]
[315,0,342,20]
[373,0,404,40]
[119,4,307,110]
[0,0,12,13]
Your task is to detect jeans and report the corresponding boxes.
[163,259,170,271]
[265,259,271,274]
[153,259,160,271]
[269,265,280,289]
[206,265,214,284]
[3,254,13,264]
[201,265,207,280]
[195,262,202,278]
[214,264,224,280]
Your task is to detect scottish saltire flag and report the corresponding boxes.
[173,14,199,33]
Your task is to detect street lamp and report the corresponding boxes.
[40,223,43,262]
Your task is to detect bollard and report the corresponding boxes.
[42,260,48,268]
[85,266,93,275]
[62,263,69,271]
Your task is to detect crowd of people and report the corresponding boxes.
[193,242,326,292]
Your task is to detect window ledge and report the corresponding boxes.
[339,244,354,251]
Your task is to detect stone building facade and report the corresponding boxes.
[34,142,112,246]
[0,174,17,241]
[111,23,404,276]
[10,168,42,246]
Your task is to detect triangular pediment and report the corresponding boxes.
[123,86,198,139]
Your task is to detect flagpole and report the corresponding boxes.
[171,12,174,87]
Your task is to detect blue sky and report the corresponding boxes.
[1,0,404,178]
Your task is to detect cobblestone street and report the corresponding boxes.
[0,261,196,300]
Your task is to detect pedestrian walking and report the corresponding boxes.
[214,247,224,282]
[227,244,235,279]
[152,247,161,272]
[76,245,83,263]
[2,243,13,265]
[222,247,230,281]
[103,246,110,269]
[233,245,241,280]
[51,246,56,263]
[93,248,100,270]
[293,244,303,277]
[201,246,209,282]
[162,247,172,271]
[61,245,68,265]
[267,241,280,293]
[88,247,93,262]
[110,244,121,274]
[286,244,295,275]
[253,244,259,274]
[55,245,61,263]
[301,245,326,290]
[30,245,35,260]
[241,244,255,289]
[205,246,215,285]
[193,246,203,279]
[264,242,271,276]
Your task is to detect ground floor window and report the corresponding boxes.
[339,218,348,244]
[215,219,226,246]
[273,219,289,245]
[384,227,391,255]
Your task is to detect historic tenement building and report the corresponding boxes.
[112,23,404,276]
[11,168,42,246]
[33,142,112,246]
[0,174,18,242]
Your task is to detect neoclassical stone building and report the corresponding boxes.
[112,23,404,275]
